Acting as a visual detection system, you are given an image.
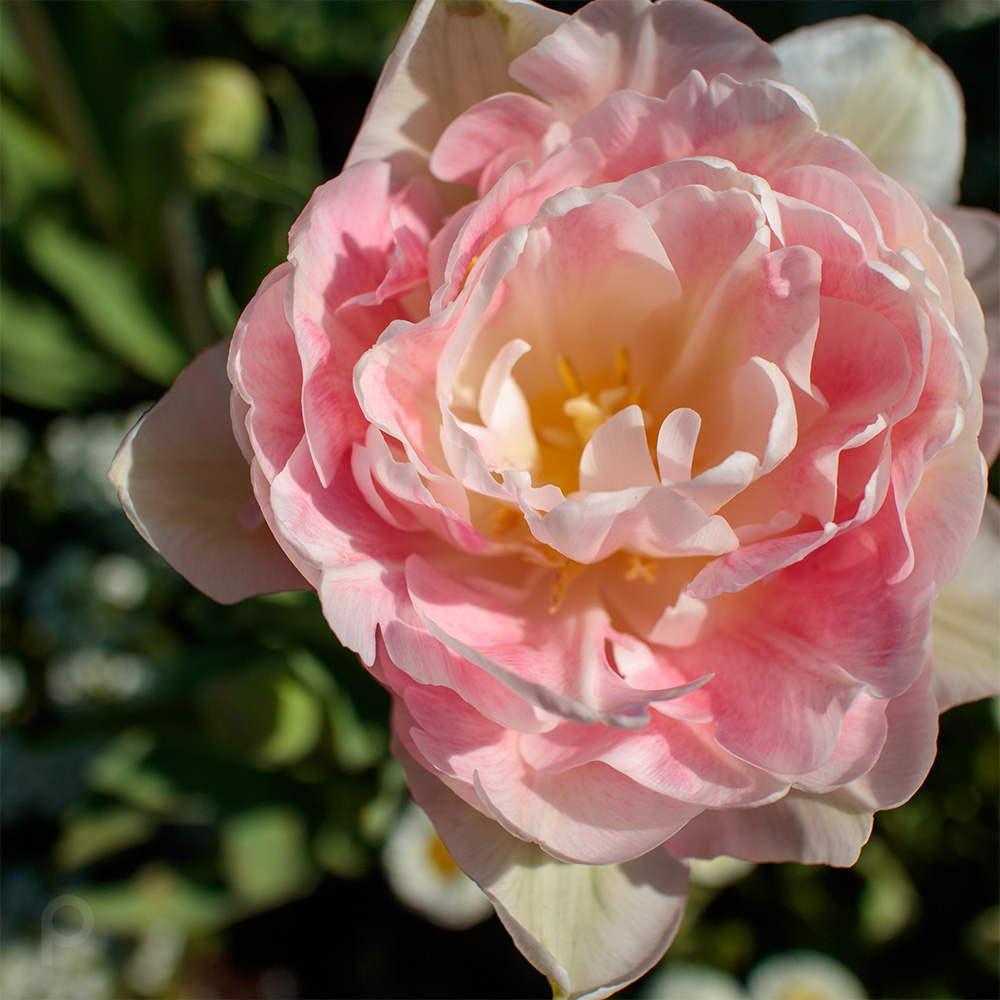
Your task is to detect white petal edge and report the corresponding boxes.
[931,494,1000,710]
[346,0,565,194]
[397,739,689,1000]
[773,16,965,205]
[108,341,308,603]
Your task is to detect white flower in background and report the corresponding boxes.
[1,656,28,717]
[46,411,148,511]
[92,553,150,609]
[383,801,493,930]
[123,926,186,998]
[46,648,153,707]
[0,937,115,1000]
[642,962,746,1000]
[688,856,756,890]
[746,950,867,1000]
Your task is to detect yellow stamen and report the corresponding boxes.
[563,393,604,444]
[549,559,585,613]
[623,554,658,584]
[462,254,480,287]
[556,353,582,397]
[614,344,630,385]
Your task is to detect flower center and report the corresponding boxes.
[531,346,650,494]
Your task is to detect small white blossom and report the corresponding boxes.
[124,926,186,997]
[747,950,867,1000]
[46,648,153,707]
[642,962,746,1000]
[383,801,493,930]
[92,553,150,609]
[0,937,115,1000]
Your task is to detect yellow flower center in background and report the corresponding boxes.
[427,833,462,878]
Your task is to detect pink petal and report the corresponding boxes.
[405,555,708,728]
[520,711,786,810]
[398,682,702,865]
[108,342,307,603]
[266,443,418,665]
[228,264,303,481]
[509,0,777,121]
[430,92,559,188]
[288,161,413,487]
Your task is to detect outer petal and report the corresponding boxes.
[665,658,939,867]
[932,495,1000,710]
[937,204,1000,463]
[510,0,777,121]
[397,738,689,1000]
[346,0,565,198]
[108,342,307,603]
[774,16,965,205]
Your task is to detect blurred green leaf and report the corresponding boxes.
[288,649,386,771]
[23,217,188,384]
[130,59,268,192]
[0,99,73,214]
[54,806,156,871]
[81,863,234,935]
[205,267,241,338]
[255,674,325,768]
[220,806,316,905]
[314,825,368,879]
[0,284,122,408]
[0,3,35,101]
[857,837,919,943]
[87,729,178,813]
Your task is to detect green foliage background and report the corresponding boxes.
[1,2,997,998]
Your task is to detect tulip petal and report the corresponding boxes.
[347,0,565,198]
[774,16,965,205]
[510,0,777,121]
[932,495,1000,710]
[398,738,690,1000]
[109,342,308,603]
[936,204,1000,464]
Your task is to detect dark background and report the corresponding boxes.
[1,2,997,998]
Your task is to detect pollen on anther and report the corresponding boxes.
[614,344,630,385]
[623,554,658,584]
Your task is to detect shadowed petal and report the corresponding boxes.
[109,342,307,603]
[397,738,690,1000]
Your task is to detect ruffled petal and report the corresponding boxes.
[510,0,777,121]
[347,0,565,199]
